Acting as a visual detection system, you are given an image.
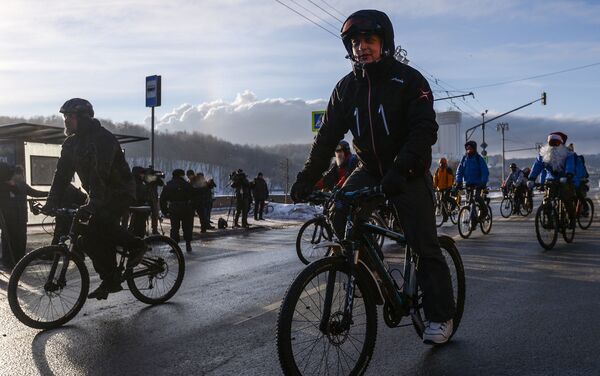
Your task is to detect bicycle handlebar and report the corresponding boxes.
[29,200,77,217]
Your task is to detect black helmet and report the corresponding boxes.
[335,140,350,152]
[59,98,94,118]
[509,163,517,169]
[340,10,395,60]
[464,140,477,150]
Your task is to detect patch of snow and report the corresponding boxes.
[267,203,323,221]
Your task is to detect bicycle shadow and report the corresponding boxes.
[31,326,84,376]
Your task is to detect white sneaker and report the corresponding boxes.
[423,319,453,345]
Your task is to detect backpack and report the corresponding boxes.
[217,217,228,229]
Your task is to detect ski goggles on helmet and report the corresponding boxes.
[341,16,382,40]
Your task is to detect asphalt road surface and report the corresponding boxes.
[1,193,599,376]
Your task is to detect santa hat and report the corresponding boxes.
[547,131,568,144]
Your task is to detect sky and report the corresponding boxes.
[1,0,599,155]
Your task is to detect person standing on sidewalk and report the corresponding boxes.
[251,172,269,220]
[160,169,194,252]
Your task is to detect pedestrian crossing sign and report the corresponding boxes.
[312,111,326,132]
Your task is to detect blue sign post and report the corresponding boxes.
[146,75,161,167]
[311,110,325,132]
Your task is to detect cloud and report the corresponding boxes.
[153,90,327,145]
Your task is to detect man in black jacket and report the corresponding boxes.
[230,169,250,228]
[290,10,456,345]
[251,172,269,220]
[44,98,146,300]
[160,169,194,252]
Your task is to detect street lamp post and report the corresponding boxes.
[481,110,488,160]
[497,122,509,183]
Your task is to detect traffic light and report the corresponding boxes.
[541,92,547,105]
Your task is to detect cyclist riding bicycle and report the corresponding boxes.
[290,9,456,344]
[454,140,489,218]
[527,131,576,228]
[433,157,456,221]
[569,144,591,217]
[503,163,527,214]
[314,140,358,191]
[43,98,147,300]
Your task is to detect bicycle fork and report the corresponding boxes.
[45,244,73,292]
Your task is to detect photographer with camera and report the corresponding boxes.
[230,169,251,228]
[160,169,194,252]
[144,167,164,235]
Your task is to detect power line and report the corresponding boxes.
[273,0,341,39]
[306,0,344,23]
[459,61,600,90]
[316,0,346,19]
[287,0,340,32]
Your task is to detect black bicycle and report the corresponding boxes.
[434,188,460,226]
[575,194,594,230]
[8,204,185,329]
[277,187,465,375]
[296,190,387,265]
[535,181,575,250]
[457,186,492,239]
[500,187,532,218]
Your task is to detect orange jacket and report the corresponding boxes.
[434,166,454,190]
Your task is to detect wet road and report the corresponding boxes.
[1,194,599,376]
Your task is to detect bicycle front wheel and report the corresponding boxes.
[296,217,335,265]
[435,199,445,227]
[457,207,472,239]
[411,236,466,342]
[480,205,493,234]
[535,204,558,250]
[8,246,89,329]
[500,198,512,218]
[276,257,377,376]
[577,198,594,230]
[127,235,185,304]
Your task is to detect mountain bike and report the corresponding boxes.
[457,186,492,239]
[434,188,459,226]
[535,180,575,250]
[277,187,465,375]
[500,187,516,218]
[7,204,185,330]
[296,190,387,265]
[248,201,275,217]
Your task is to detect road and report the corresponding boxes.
[1,194,599,376]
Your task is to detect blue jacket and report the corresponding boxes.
[574,155,588,188]
[455,153,489,187]
[529,153,575,184]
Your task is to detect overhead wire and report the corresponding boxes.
[286,0,341,32]
[273,0,341,39]
[316,0,347,19]
[306,0,345,23]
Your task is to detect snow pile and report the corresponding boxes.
[267,203,322,221]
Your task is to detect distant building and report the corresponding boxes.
[433,111,462,163]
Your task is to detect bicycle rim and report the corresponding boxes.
[577,198,594,230]
[480,205,493,234]
[8,246,89,329]
[435,201,445,227]
[500,198,512,218]
[127,235,185,304]
[535,204,558,250]
[276,258,377,376]
[296,218,334,265]
[560,204,575,243]
[458,207,472,239]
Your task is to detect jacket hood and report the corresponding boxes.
[342,10,395,61]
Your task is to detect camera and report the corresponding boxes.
[229,169,246,188]
[144,167,165,185]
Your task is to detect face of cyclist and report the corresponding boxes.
[63,112,78,136]
[465,145,476,156]
[351,33,382,64]
[335,149,346,167]
[548,139,562,147]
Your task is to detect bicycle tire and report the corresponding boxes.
[411,236,466,342]
[368,213,386,248]
[449,204,459,225]
[577,198,594,230]
[8,246,89,329]
[127,235,185,304]
[519,197,533,217]
[560,203,575,244]
[457,206,472,239]
[435,200,445,227]
[276,257,377,375]
[535,204,558,250]
[500,198,512,218]
[295,217,334,265]
[480,205,493,234]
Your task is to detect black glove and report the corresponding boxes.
[566,173,574,184]
[40,202,57,216]
[76,203,95,221]
[381,168,407,196]
[290,180,313,203]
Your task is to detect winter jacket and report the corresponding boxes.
[574,155,589,188]
[316,153,358,190]
[433,166,454,190]
[252,177,269,201]
[47,118,136,210]
[529,153,575,183]
[160,177,193,214]
[297,55,438,184]
[455,153,489,187]
[504,169,526,188]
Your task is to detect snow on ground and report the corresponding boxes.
[267,203,322,221]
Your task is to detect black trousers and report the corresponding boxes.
[128,212,150,238]
[234,197,249,226]
[254,199,265,219]
[0,210,27,268]
[169,203,193,242]
[332,169,456,323]
[82,201,145,282]
[195,205,210,230]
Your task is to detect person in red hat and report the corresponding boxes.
[528,131,576,227]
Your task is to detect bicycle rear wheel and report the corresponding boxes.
[276,257,377,375]
[411,236,465,342]
[457,207,472,239]
[560,203,575,244]
[500,198,512,218]
[448,203,459,225]
[577,198,594,230]
[519,196,533,217]
[535,204,558,250]
[296,217,335,265]
[8,246,89,329]
[480,205,493,234]
[368,213,386,248]
[435,199,445,227]
[127,235,185,304]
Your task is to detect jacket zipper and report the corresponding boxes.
[353,107,361,137]
[365,70,384,176]
[378,104,390,136]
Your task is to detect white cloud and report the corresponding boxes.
[152,90,327,145]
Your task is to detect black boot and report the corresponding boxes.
[88,273,122,300]
[186,242,192,253]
